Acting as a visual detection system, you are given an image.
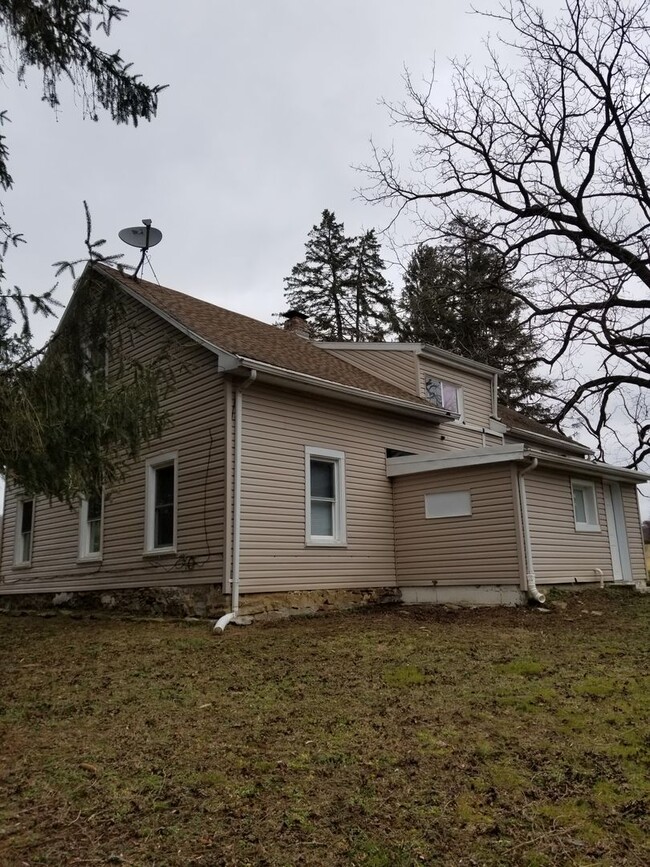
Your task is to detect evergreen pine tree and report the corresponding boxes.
[347,229,394,341]
[397,218,553,418]
[284,211,394,341]
[0,4,167,499]
[284,210,352,341]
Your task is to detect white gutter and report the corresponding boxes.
[517,458,545,604]
[235,357,455,423]
[214,369,257,633]
[507,426,592,457]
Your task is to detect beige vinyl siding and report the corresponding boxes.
[0,298,227,595]
[237,385,458,593]
[525,469,614,583]
[621,484,646,582]
[393,464,521,586]
[319,349,497,451]
[325,349,419,395]
[418,359,493,428]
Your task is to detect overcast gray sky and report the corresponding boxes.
[3,0,495,327]
[1,0,647,514]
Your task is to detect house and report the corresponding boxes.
[1,263,648,623]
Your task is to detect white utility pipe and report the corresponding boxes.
[517,458,546,604]
[214,370,257,633]
[594,568,604,589]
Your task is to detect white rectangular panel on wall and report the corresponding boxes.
[424,491,472,519]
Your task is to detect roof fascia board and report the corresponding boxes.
[235,358,454,422]
[420,345,501,377]
[528,449,650,483]
[317,342,422,352]
[98,267,240,371]
[318,340,500,376]
[387,444,526,477]
[506,426,592,456]
[387,442,649,483]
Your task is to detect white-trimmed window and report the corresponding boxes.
[425,377,463,417]
[79,493,104,560]
[571,479,600,532]
[15,498,35,565]
[145,453,177,552]
[305,447,346,546]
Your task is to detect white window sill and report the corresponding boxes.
[11,562,32,570]
[143,547,177,557]
[77,555,103,564]
[305,539,347,548]
[574,523,601,533]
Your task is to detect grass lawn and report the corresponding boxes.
[0,588,648,866]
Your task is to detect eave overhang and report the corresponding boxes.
[504,426,592,457]
[232,359,455,423]
[387,443,650,484]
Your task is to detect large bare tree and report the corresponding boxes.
[365,0,650,467]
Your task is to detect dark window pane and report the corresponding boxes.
[311,500,333,536]
[87,495,102,522]
[88,519,101,553]
[310,460,334,499]
[21,501,33,534]
[155,505,174,548]
[155,465,175,507]
[21,531,32,562]
[425,378,442,406]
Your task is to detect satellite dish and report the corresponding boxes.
[119,220,163,250]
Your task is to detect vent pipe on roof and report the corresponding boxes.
[282,309,311,339]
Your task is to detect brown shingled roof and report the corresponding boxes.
[96,265,434,408]
[498,405,585,448]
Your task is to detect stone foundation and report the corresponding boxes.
[0,584,228,619]
[0,584,401,621]
[237,586,401,621]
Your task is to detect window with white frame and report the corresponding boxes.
[571,479,600,532]
[145,454,177,552]
[425,377,462,416]
[15,499,34,565]
[305,447,346,545]
[79,493,103,559]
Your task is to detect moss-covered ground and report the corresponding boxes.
[0,587,648,865]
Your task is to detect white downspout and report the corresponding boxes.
[517,458,546,604]
[214,370,257,633]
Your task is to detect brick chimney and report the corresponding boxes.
[282,309,311,338]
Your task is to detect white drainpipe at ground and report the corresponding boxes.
[517,458,546,604]
[214,370,257,633]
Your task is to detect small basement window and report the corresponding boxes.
[145,454,177,552]
[425,377,462,416]
[15,499,34,565]
[571,479,600,532]
[305,447,346,545]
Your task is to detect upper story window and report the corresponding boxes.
[79,493,103,559]
[571,479,600,532]
[15,499,34,566]
[305,447,346,546]
[145,453,177,553]
[425,377,462,416]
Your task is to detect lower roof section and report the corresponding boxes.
[386,444,650,485]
